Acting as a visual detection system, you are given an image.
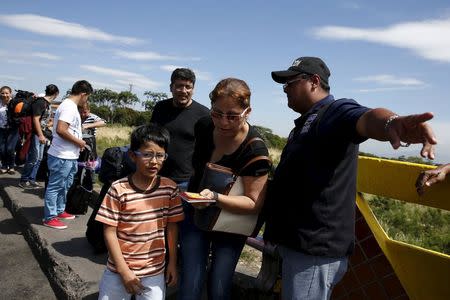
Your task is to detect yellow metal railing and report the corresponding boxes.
[357,156,450,300]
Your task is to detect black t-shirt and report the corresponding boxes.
[264,95,370,258]
[150,99,209,182]
[188,116,271,193]
[31,97,50,134]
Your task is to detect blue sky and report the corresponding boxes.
[1,1,449,163]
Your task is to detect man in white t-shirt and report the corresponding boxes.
[43,80,93,229]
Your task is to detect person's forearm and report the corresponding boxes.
[84,121,106,129]
[57,126,82,146]
[33,116,44,138]
[215,175,268,214]
[104,225,129,274]
[356,108,396,141]
[166,223,178,266]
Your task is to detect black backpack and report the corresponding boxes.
[98,146,136,184]
[7,90,35,126]
[86,146,135,253]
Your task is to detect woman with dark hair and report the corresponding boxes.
[0,86,19,174]
[178,78,271,300]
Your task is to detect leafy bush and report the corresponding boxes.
[368,195,450,254]
[254,126,287,150]
[90,104,111,122]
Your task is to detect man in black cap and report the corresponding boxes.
[263,56,437,299]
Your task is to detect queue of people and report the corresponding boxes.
[1,59,448,300]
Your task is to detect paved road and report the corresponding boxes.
[0,197,57,300]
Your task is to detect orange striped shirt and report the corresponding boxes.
[95,175,184,277]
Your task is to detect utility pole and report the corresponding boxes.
[129,84,133,92]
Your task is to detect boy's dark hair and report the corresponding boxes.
[45,84,59,96]
[170,68,196,86]
[130,124,170,152]
[71,80,93,95]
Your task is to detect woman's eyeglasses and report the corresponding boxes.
[134,151,168,162]
[210,107,249,122]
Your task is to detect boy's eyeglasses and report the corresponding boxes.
[283,74,311,89]
[134,151,168,162]
[210,107,249,122]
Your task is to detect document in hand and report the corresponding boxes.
[180,192,216,203]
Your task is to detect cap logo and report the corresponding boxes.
[291,59,302,67]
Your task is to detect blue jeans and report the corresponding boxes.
[178,203,246,300]
[43,154,78,221]
[176,181,189,192]
[98,269,165,300]
[0,127,19,169]
[278,246,348,300]
[21,134,45,182]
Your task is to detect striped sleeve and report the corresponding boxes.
[95,183,121,227]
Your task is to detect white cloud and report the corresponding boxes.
[80,65,161,89]
[115,50,200,61]
[59,76,125,91]
[352,74,427,93]
[160,65,183,72]
[354,86,427,93]
[81,65,142,78]
[0,49,60,62]
[160,65,212,81]
[0,75,25,81]
[0,14,142,45]
[31,52,61,61]
[313,17,450,62]
[354,74,425,86]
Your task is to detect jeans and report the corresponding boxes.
[0,127,19,169]
[43,154,78,221]
[21,134,45,182]
[98,269,165,300]
[178,203,246,300]
[176,181,189,192]
[278,246,348,300]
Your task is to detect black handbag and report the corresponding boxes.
[65,167,93,215]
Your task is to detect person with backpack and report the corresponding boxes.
[19,84,59,189]
[0,86,19,174]
[43,80,93,230]
[263,56,437,299]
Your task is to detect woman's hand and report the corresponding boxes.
[189,189,217,209]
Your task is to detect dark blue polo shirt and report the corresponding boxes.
[264,95,370,258]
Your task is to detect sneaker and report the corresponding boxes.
[43,218,67,229]
[0,169,7,174]
[19,181,34,189]
[29,181,42,188]
[7,168,16,175]
[57,211,76,220]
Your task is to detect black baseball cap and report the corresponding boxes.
[271,56,330,86]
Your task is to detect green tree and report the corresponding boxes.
[117,91,139,108]
[143,91,168,111]
[254,125,287,150]
[89,89,119,107]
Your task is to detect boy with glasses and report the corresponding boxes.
[96,124,184,299]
